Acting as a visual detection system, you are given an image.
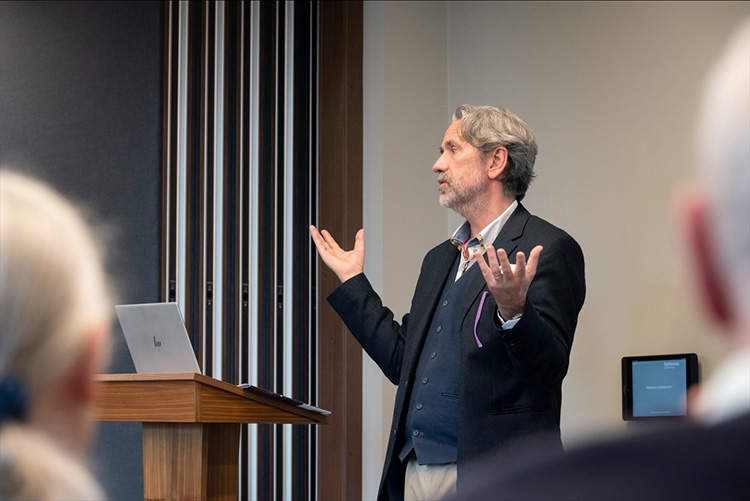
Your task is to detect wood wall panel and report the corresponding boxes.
[318,1,364,499]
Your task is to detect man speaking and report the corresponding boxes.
[310,105,586,500]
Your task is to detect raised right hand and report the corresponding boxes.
[309,226,365,283]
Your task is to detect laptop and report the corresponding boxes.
[115,302,201,374]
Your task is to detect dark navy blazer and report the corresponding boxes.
[328,204,586,501]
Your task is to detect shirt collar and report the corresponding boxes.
[450,200,518,260]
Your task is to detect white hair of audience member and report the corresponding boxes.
[695,18,750,339]
[0,170,112,500]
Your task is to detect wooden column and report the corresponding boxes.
[318,1,364,500]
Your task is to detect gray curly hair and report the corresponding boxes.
[452,105,537,201]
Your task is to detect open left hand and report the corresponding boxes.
[309,226,365,283]
[476,245,543,320]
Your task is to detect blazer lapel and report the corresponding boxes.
[492,202,529,257]
[459,203,531,322]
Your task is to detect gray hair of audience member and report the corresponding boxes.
[452,105,538,201]
[695,18,750,333]
[0,170,111,499]
[0,170,111,397]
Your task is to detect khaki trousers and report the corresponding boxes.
[403,454,457,501]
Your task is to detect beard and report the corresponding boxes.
[437,170,486,217]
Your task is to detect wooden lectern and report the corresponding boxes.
[95,373,331,501]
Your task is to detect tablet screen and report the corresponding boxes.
[622,353,699,421]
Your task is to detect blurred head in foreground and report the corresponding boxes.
[0,170,112,500]
[687,17,750,348]
[682,17,750,422]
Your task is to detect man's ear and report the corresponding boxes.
[677,185,732,326]
[487,146,508,181]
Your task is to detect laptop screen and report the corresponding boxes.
[115,302,201,374]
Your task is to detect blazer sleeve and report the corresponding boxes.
[327,273,409,385]
[499,232,586,389]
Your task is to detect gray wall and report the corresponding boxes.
[363,1,749,498]
[0,1,163,498]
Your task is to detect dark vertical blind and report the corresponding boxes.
[293,1,317,497]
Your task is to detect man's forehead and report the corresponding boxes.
[442,120,465,145]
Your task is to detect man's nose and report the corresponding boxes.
[432,155,446,173]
